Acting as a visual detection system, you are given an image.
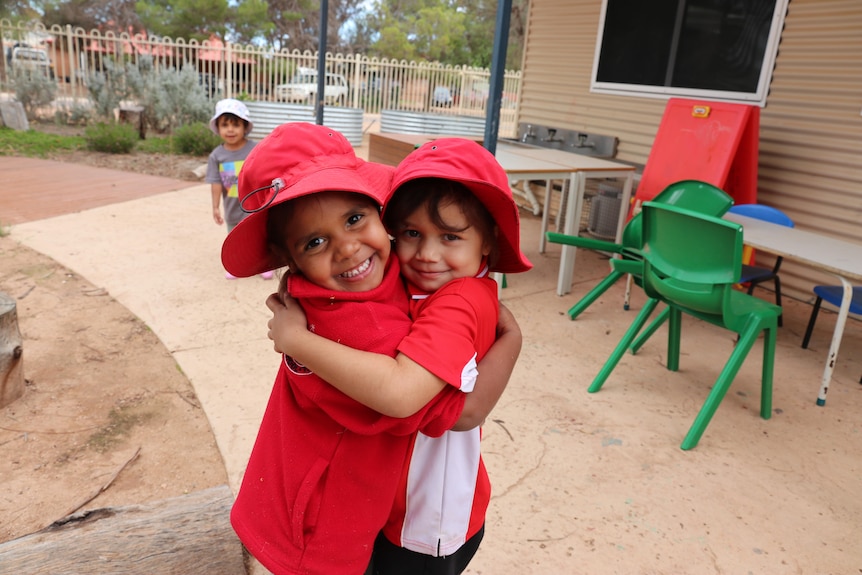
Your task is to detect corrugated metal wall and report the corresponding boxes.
[519,0,862,302]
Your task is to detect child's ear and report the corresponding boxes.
[483,225,499,257]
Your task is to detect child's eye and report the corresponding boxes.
[346,213,364,226]
[443,233,461,242]
[304,237,325,251]
[402,229,420,239]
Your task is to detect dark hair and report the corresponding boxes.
[216,113,248,131]
[384,178,498,266]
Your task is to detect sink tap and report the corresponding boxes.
[573,133,595,148]
[521,124,536,143]
[543,128,563,143]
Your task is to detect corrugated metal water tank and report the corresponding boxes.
[244,101,364,146]
[380,109,485,137]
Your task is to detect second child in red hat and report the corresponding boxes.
[267,137,532,575]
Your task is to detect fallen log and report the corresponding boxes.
[0,485,245,575]
[0,291,25,409]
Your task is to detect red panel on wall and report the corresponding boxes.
[629,98,759,218]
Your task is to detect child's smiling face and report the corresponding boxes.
[393,199,491,292]
[279,192,391,292]
[216,114,247,150]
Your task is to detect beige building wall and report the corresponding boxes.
[518,0,862,301]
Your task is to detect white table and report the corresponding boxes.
[495,143,636,296]
[726,212,862,405]
[493,146,575,219]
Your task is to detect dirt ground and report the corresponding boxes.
[0,235,228,543]
[0,123,226,545]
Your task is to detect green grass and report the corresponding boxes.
[0,126,85,157]
[137,136,175,154]
[0,125,205,158]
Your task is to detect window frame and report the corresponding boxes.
[589,0,790,106]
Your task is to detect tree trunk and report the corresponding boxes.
[0,485,246,575]
[0,291,25,409]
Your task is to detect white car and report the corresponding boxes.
[275,68,349,104]
[8,46,54,78]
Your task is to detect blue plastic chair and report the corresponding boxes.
[727,204,795,326]
[801,285,862,349]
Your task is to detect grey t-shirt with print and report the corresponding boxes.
[205,139,257,228]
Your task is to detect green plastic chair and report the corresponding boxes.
[547,180,735,320]
[588,202,782,450]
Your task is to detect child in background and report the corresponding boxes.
[221,124,521,575]
[205,98,271,280]
[266,138,532,574]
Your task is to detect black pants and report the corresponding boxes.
[367,526,484,575]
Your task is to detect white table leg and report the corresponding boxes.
[613,173,635,245]
[556,172,586,296]
[816,276,854,406]
[539,179,553,253]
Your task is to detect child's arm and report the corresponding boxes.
[267,288,519,420]
[267,291,447,417]
[211,183,224,225]
[451,303,521,431]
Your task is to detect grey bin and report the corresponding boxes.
[588,183,623,239]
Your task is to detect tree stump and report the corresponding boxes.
[0,485,245,574]
[119,105,146,139]
[0,291,25,409]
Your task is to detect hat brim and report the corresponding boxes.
[449,179,533,274]
[222,160,392,277]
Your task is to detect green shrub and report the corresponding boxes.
[172,122,222,156]
[12,68,57,120]
[84,122,138,154]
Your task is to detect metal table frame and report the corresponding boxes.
[726,212,862,405]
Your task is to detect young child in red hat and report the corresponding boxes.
[267,137,532,574]
[222,125,521,575]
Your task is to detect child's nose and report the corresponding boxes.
[334,236,361,260]
[415,239,440,261]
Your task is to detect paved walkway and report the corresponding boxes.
[4,154,862,574]
[1,156,191,225]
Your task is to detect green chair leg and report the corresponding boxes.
[760,326,776,419]
[589,298,660,393]
[666,307,682,372]
[629,305,669,354]
[680,325,762,450]
[567,270,625,320]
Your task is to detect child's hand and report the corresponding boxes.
[266,291,309,355]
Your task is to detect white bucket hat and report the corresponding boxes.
[209,98,253,136]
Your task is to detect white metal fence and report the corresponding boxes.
[1,20,521,137]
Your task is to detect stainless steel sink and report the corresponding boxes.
[508,123,619,158]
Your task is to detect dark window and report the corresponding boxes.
[592,0,788,105]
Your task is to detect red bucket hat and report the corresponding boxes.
[221,123,393,277]
[387,138,532,274]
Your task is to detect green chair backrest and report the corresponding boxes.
[640,202,743,315]
[622,180,734,250]
[652,180,735,217]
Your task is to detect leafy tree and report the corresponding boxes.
[264,0,366,53]
[231,0,273,45]
[361,0,528,70]
[0,0,43,23]
[135,0,229,41]
[41,0,142,33]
